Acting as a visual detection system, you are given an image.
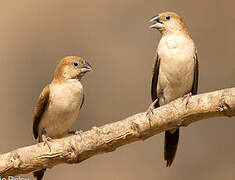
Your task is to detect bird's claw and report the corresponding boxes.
[42,134,52,152]
[182,92,192,107]
[146,98,159,126]
[146,104,154,119]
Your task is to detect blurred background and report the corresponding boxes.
[0,0,234,179]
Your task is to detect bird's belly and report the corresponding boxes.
[157,55,194,105]
[39,109,79,138]
[38,83,83,138]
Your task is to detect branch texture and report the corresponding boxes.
[0,87,234,176]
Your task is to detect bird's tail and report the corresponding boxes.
[33,138,47,180]
[164,128,179,167]
[33,168,46,180]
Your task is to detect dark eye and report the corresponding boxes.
[73,62,79,67]
[166,16,171,20]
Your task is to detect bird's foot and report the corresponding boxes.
[182,92,192,107]
[146,98,158,125]
[68,130,83,141]
[42,134,52,152]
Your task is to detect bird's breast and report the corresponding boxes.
[38,81,84,138]
[157,34,195,104]
[158,34,195,82]
[50,82,83,112]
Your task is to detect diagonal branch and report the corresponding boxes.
[0,87,234,177]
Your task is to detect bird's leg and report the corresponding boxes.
[146,98,159,121]
[68,129,83,141]
[41,128,52,152]
[182,92,192,107]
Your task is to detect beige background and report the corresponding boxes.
[0,0,235,179]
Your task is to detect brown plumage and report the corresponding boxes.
[148,12,199,167]
[33,56,91,179]
[33,85,50,139]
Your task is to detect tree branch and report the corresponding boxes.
[0,87,234,177]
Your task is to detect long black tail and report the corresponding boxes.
[164,129,179,167]
[33,168,46,180]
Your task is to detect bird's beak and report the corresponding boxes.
[149,14,163,29]
[81,60,92,73]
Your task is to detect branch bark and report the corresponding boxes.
[0,87,235,177]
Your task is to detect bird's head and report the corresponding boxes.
[149,12,187,35]
[54,56,92,82]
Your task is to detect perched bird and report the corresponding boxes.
[33,56,92,180]
[147,12,199,167]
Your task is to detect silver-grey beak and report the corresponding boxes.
[149,14,160,22]
[149,14,163,29]
[81,60,92,73]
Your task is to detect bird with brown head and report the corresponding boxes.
[147,12,199,167]
[33,56,92,180]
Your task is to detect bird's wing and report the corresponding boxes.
[80,94,85,110]
[151,53,160,108]
[191,49,199,95]
[33,85,50,139]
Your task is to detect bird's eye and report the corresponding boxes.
[166,16,171,20]
[73,62,79,67]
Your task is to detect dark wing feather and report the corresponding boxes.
[80,94,85,110]
[191,50,199,95]
[33,85,50,139]
[151,53,160,108]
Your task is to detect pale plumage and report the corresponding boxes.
[148,12,198,167]
[33,56,91,180]
[38,81,84,139]
[157,33,196,105]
